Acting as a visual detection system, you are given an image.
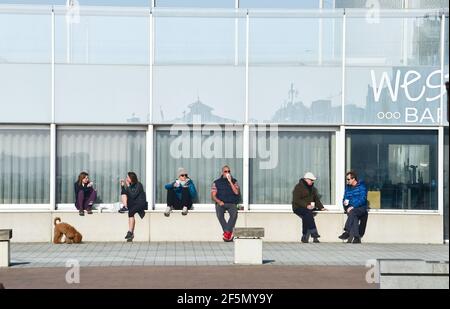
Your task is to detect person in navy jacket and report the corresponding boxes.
[338,171,368,244]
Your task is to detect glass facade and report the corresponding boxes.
[0,10,51,123]
[153,12,246,124]
[345,12,442,125]
[346,130,438,210]
[155,127,243,204]
[0,128,50,204]
[250,130,335,204]
[0,2,448,230]
[56,128,146,204]
[54,9,150,124]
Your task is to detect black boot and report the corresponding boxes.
[352,237,361,244]
[339,231,350,240]
[301,234,310,243]
[309,228,321,239]
[313,237,320,243]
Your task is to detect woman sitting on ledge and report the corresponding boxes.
[74,171,97,216]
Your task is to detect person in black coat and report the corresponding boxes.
[74,171,97,216]
[119,172,147,242]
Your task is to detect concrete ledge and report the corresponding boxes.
[379,259,449,289]
[234,227,264,238]
[0,229,12,267]
[0,211,445,243]
[0,229,12,241]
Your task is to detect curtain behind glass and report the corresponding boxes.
[250,131,334,204]
[156,129,243,204]
[0,129,50,204]
[56,129,146,204]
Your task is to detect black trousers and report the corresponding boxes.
[167,188,193,210]
[344,206,368,237]
[293,208,317,235]
[344,207,368,238]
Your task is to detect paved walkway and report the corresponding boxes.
[8,242,449,268]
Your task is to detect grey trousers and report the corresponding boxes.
[215,203,238,233]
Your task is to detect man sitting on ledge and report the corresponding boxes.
[339,171,368,244]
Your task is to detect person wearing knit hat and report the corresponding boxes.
[292,171,327,243]
[164,167,197,217]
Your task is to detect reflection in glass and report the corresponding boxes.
[155,128,243,204]
[249,67,342,123]
[346,130,438,210]
[55,64,149,124]
[153,66,245,123]
[0,129,50,204]
[56,129,146,204]
[345,66,441,125]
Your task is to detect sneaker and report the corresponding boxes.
[228,232,234,242]
[301,235,309,243]
[347,237,353,243]
[223,231,233,242]
[79,210,84,216]
[164,206,172,217]
[125,231,134,240]
[182,206,188,216]
[338,232,350,240]
[87,209,93,215]
[118,206,128,213]
[313,238,320,243]
[352,237,361,244]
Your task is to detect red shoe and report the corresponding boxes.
[223,231,229,241]
[223,231,234,242]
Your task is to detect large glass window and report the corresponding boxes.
[54,8,150,124]
[56,128,146,204]
[250,130,335,205]
[248,11,343,124]
[155,127,243,204]
[155,0,235,8]
[345,12,442,125]
[240,0,319,8]
[334,0,403,9]
[0,128,50,204]
[0,9,52,123]
[346,130,438,210]
[152,10,246,123]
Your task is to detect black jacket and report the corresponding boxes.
[121,182,147,211]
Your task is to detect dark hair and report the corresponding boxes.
[77,172,89,186]
[346,171,358,181]
[128,172,138,184]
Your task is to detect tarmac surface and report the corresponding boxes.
[0,242,447,289]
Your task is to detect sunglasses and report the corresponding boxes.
[346,178,352,181]
[179,174,188,177]
[223,170,231,173]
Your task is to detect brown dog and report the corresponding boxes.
[53,217,83,244]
